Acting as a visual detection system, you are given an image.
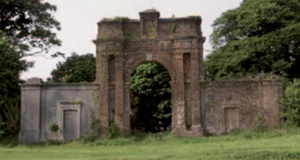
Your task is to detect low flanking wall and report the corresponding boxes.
[19,80,100,143]
[19,78,282,142]
[201,80,282,135]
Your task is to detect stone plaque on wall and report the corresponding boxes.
[225,107,240,132]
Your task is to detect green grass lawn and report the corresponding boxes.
[1,128,300,160]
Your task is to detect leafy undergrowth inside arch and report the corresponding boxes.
[130,62,171,133]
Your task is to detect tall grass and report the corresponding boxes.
[1,127,300,160]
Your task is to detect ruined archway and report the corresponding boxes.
[93,10,205,136]
[18,10,282,143]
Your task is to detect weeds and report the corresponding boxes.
[0,97,20,136]
[0,136,18,148]
[108,122,125,138]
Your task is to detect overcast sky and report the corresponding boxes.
[20,0,243,80]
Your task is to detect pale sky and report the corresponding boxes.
[20,0,243,80]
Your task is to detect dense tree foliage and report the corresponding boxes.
[50,53,96,83]
[280,79,300,127]
[0,34,23,137]
[205,0,300,80]
[0,0,62,57]
[0,0,61,137]
[0,37,23,98]
[130,62,171,133]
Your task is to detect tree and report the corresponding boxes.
[205,0,300,80]
[0,0,61,95]
[50,53,96,83]
[0,36,24,99]
[130,62,171,133]
[0,0,62,95]
[0,0,62,57]
[0,33,24,137]
[0,0,62,137]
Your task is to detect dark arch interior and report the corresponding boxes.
[130,61,171,133]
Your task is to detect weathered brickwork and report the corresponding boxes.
[93,10,205,136]
[201,80,282,135]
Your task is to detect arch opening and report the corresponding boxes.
[130,61,172,133]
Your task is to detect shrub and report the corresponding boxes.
[108,122,124,138]
[49,122,59,132]
[0,97,20,137]
[0,116,6,138]
[280,79,300,126]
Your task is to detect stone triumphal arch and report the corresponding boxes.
[93,10,205,136]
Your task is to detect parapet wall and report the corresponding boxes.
[96,13,202,40]
[19,79,282,142]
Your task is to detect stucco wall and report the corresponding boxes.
[19,81,99,143]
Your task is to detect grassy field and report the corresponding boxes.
[1,128,300,160]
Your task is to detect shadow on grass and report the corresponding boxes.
[233,151,300,160]
[0,136,18,148]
